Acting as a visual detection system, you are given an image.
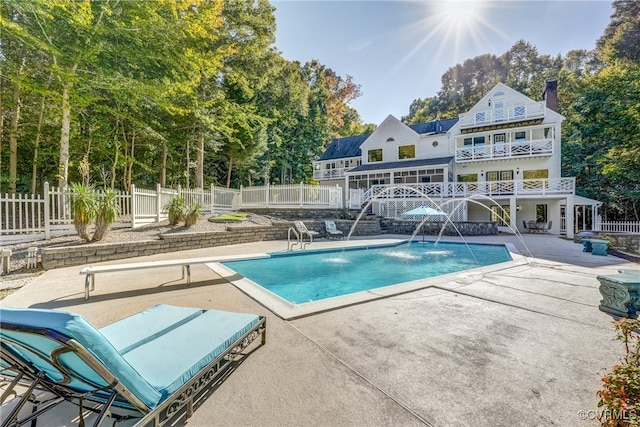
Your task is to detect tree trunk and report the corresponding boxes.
[31,96,47,194]
[110,138,118,190]
[196,128,204,188]
[126,131,135,192]
[160,141,167,187]
[185,139,190,188]
[8,85,20,194]
[226,155,233,188]
[58,80,72,189]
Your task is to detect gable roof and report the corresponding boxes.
[318,117,458,161]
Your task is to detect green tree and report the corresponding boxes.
[563,62,640,220]
[597,0,640,63]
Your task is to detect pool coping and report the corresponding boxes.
[206,239,528,320]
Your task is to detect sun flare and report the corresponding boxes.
[435,0,484,31]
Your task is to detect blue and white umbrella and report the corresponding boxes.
[402,205,447,242]
[401,206,446,217]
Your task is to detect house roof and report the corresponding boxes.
[346,157,454,174]
[407,118,458,135]
[318,118,458,161]
[319,134,370,161]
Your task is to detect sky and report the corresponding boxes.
[271,0,614,125]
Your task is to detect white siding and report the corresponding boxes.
[359,115,421,164]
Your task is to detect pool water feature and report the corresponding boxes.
[212,240,516,318]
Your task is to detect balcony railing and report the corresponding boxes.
[314,167,349,180]
[356,178,575,205]
[459,101,545,129]
[455,138,553,162]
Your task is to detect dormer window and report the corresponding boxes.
[386,137,395,142]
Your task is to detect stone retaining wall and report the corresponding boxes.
[41,224,289,269]
[386,220,498,236]
[602,234,640,254]
[39,219,495,269]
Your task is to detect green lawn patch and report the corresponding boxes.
[209,212,248,223]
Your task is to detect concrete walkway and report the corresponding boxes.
[1,234,638,426]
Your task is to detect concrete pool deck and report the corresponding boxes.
[1,233,639,426]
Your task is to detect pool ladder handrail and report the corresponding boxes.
[287,227,311,251]
[287,227,302,250]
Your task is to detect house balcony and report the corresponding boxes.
[459,101,546,130]
[455,138,553,163]
[314,167,349,180]
[357,178,575,206]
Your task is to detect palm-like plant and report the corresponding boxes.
[92,188,121,241]
[166,197,187,225]
[184,203,203,227]
[71,183,98,241]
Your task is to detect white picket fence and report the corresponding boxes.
[596,221,640,234]
[239,183,342,209]
[1,182,342,245]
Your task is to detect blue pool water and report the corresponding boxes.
[222,242,511,304]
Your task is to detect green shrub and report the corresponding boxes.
[184,203,203,227]
[597,318,640,426]
[165,197,187,225]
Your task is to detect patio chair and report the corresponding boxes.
[324,220,344,240]
[543,220,553,233]
[522,220,530,233]
[294,221,320,243]
[0,304,266,427]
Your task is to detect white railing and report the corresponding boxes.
[313,167,349,180]
[459,101,545,129]
[596,221,640,234]
[356,178,575,207]
[239,183,342,209]
[455,138,553,162]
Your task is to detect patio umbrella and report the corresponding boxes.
[402,205,447,242]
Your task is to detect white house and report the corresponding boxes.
[313,80,601,238]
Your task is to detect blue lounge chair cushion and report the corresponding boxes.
[0,307,162,408]
[100,305,260,398]
[1,305,262,409]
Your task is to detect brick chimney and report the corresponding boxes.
[542,78,558,112]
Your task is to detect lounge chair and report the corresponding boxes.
[293,221,320,243]
[0,304,266,427]
[324,220,344,239]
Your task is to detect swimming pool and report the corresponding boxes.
[211,240,516,318]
